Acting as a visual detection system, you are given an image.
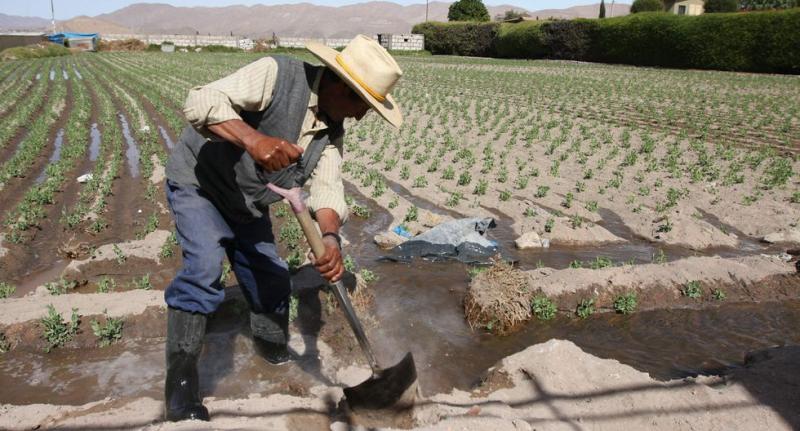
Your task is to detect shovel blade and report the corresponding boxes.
[344,352,418,410]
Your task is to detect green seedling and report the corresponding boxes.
[404,205,418,223]
[544,217,555,233]
[112,244,126,264]
[40,305,80,352]
[45,278,76,296]
[682,280,702,299]
[613,292,637,315]
[0,282,16,299]
[0,332,9,353]
[96,276,116,293]
[359,268,378,283]
[532,295,557,321]
[91,311,123,347]
[576,298,595,319]
[712,288,727,301]
[133,273,152,290]
[288,295,299,322]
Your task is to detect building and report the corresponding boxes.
[47,32,99,51]
[0,32,46,51]
[665,0,704,15]
[376,34,424,51]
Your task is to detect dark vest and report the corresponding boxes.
[166,56,344,223]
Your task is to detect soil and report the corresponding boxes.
[1,339,797,430]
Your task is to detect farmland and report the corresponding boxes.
[0,52,799,429]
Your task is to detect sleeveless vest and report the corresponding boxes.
[166,56,344,223]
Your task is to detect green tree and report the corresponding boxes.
[600,0,607,17]
[705,0,739,11]
[448,0,491,22]
[739,0,797,9]
[630,0,664,13]
[495,9,530,21]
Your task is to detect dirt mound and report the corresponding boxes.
[464,260,532,334]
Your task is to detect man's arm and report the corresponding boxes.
[184,57,303,172]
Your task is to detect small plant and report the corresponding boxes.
[652,248,667,264]
[352,203,372,218]
[523,207,537,218]
[288,295,299,322]
[40,305,80,352]
[569,260,583,269]
[531,296,557,321]
[404,205,418,223]
[613,292,637,315]
[499,190,511,201]
[133,273,152,290]
[467,266,487,279]
[445,191,463,207]
[45,278,76,296]
[359,268,378,283]
[585,201,598,212]
[91,311,123,347]
[473,179,488,195]
[96,276,116,293]
[0,282,16,299]
[400,165,410,180]
[544,217,555,233]
[0,332,9,353]
[457,172,472,186]
[570,214,584,229]
[442,166,455,180]
[535,185,550,198]
[112,244,126,264]
[656,217,673,233]
[790,191,800,204]
[388,196,399,209]
[413,176,428,188]
[682,280,702,299]
[712,288,727,301]
[343,255,356,273]
[588,256,613,269]
[576,298,595,319]
[561,192,573,208]
[273,204,289,218]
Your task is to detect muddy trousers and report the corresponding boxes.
[164,179,291,316]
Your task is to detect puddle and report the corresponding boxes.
[89,123,101,161]
[119,113,140,177]
[14,259,69,297]
[35,73,41,80]
[158,125,175,149]
[62,69,69,80]
[49,69,55,81]
[35,129,65,184]
[73,67,83,80]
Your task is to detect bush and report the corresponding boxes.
[496,21,546,58]
[630,0,665,13]
[1,43,70,60]
[541,19,599,60]
[413,21,499,56]
[448,0,490,22]
[704,0,739,12]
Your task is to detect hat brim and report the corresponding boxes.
[306,40,402,129]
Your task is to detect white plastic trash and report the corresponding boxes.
[77,173,93,183]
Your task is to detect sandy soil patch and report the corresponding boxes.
[62,229,171,277]
[2,339,796,430]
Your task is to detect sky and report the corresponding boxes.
[3,0,614,19]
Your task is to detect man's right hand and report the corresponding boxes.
[244,134,304,173]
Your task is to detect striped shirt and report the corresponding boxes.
[183,57,348,223]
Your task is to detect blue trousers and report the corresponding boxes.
[164,180,291,315]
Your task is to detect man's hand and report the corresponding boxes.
[244,134,304,173]
[310,235,344,283]
[207,119,303,173]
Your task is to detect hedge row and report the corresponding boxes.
[412,9,800,73]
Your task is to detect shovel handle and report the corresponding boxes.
[267,183,380,373]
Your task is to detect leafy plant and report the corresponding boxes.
[532,296,557,321]
[0,282,15,299]
[40,305,80,352]
[288,295,299,322]
[45,278,76,296]
[613,292,637,315]
[91,311,123,347]
[576,298,595,319]
[712,288,727,301]
[544,217,555,233]
[682,280,702,299]
[133,273,152,290]
[359,268,378,283]
[96,276,116,293]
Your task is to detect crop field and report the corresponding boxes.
[0,52,799,429]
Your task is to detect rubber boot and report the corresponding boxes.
[165,307,210,422]
[251,307,292,365]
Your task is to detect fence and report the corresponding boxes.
[100,33,424,51]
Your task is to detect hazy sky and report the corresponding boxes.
[5,0,616,19]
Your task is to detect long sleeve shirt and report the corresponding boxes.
[183,57,348,223]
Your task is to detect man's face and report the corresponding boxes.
[320,79,371,123]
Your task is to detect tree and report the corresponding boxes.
[448,0,491,22]
[599,0,607,17]
[705,0,739,11]
[739,0,798,9]
[630,0,664,13]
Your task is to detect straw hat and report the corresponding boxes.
[306,35,403,128]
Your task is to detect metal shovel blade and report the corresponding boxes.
[343,352,418,410]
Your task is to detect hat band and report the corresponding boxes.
[335,54,386,103]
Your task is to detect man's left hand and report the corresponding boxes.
[311,235,344,283]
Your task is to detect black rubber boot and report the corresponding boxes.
[165,307,210,422]
[251,307,293,365]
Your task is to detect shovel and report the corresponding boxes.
[267,183,418,410]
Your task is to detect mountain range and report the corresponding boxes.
[1,2,630,38]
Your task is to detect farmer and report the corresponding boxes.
[162,35,402,422]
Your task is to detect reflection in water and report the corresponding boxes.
[89,123,101,161]
[119,113,140,177]
[35,129,65,184]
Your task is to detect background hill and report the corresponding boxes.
[1,2,630,38]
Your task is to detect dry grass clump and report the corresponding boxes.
[464,260,532,335]
[98,38,146,52]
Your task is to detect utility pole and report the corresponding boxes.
[610,0,615,17]
[50,0,56,34]
[425,0,429,22]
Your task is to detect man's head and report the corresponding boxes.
[318,68,371,123]
[306,35,403,128]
